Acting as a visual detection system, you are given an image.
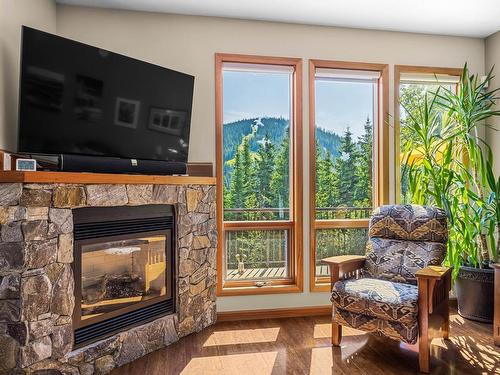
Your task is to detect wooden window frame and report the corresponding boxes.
[215,53,303,296]
[309,59,389,292]
[394,65,463,203]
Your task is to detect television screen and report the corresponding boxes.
[18,27,194,163]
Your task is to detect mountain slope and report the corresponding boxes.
[223,117,341,163]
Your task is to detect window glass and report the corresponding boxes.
[219,61,298,288]
[225,229,289,280]
[314,78,376,220]
[315,228,368,276]
[222,68,292,221]
[399,82,455,203]
[312,69,379,281]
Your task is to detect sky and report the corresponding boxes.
[315,79,374,138]
[223,71,290,123]
[223,70,375,139]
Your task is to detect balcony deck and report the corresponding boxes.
[226,265,330,280]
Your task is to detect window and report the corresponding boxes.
[309,60,388,291]
[215,54,303,295]
[395,66,462,203]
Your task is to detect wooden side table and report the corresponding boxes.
[494,263,500,346]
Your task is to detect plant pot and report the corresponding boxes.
[455,265,494,323]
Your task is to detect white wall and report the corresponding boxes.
[44,5,487,311]
[0,0,57,151]
[486,31,500,177]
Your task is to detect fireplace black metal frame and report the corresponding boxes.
[72,205,176,347]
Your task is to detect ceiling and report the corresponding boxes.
[56,0,500,38]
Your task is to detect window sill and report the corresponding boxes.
[310,282,331,293]
[217,283,302,297]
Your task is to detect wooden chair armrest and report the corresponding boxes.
[322,255,366,267]
[417,266,452,314]
[322,255,366,290]
[415,266,452,281]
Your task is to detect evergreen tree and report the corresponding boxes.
[256,134,275,212]
[240,130,259,220]
[270,128,290,219]
[315,145,337,219]
[225,130,258,220]
[226,147,244,210]
[353,117,373,207]
[241,133,255,195]
[333,127,358,208]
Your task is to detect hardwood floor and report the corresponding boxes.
[113,307,500,375]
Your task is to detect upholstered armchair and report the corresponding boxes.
[323,205,451,373]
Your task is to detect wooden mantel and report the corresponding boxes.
[0,171,216,185]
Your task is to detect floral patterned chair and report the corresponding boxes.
[323,205,451,373]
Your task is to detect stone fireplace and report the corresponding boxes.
[0,180,217,374]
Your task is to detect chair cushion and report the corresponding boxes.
[369,205,448,244]
[363,237,447,285]
[334,308,418,344]
[331,278,418,324]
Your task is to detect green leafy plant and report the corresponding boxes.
[401,64,500,272]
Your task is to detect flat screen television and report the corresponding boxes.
[18,26,194,164]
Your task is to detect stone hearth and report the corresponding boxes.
[0,182,217,374]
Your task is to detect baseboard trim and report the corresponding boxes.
[217,305,332,322]
[217,299,457,322]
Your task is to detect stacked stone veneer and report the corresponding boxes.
[0,182,217,374]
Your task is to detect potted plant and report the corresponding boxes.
[400,64,500,322]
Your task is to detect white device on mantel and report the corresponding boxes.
[16,158,37,171]
[0,151,12,170]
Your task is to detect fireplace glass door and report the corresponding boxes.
[80,231,171,322]
[73,205,175,347]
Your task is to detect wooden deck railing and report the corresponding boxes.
[225,229,288,273]
[223,206,371,221]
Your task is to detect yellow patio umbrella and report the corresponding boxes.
[401,143,448,166]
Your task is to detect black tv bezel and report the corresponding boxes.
[17,26,195,164]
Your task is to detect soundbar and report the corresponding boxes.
[30,154,187,175]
